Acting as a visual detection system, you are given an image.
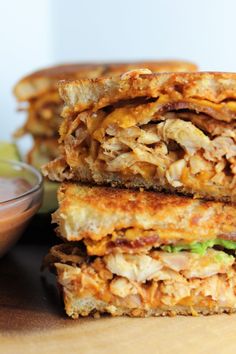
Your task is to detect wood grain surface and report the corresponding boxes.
[1,244,236,354]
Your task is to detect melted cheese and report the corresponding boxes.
[93,100,162,141]
[93,96,236,143]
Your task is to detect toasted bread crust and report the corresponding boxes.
[61,295,236,318]
[14,64,105,101]
[104,60,197,74]
[59,72,236,116]
[51,183,236,245]
[14,61,197,101]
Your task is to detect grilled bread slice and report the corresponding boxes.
[52,183,236,256]
[14,61,197,101]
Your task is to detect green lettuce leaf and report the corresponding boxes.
[161,238,236,255]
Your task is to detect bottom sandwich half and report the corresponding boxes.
[45,183,236,318]
[46,243,236,318]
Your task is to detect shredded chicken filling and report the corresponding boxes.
[55,249,236,311]
[60,98,236,194]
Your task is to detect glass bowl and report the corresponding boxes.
[0,159,43,256]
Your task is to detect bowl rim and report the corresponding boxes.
[0,159,43,204]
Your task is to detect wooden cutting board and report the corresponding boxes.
[1,244,236,354]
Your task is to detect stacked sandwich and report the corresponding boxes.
[13,61,196,169]
[43,69,236,318]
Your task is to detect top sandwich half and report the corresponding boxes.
[43,70,236,202]
[14,61,197,138]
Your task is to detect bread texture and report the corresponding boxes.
[60,296,236,319]
[58,71,236,117]
[51,183,236,255]
[14,61,197,101]
[14,64,105,101]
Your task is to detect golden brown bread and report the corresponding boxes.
[14,64,105,101]
[14,61,197,101]
[51,183,236,255]
[59,71,236,118]
[46,244,236,318]
[56,296,236,318]
[104,60,197,75]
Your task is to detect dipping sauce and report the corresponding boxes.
[0,161,43,257]
[0,177,32,202]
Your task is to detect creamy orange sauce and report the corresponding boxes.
[0,177,41,256]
